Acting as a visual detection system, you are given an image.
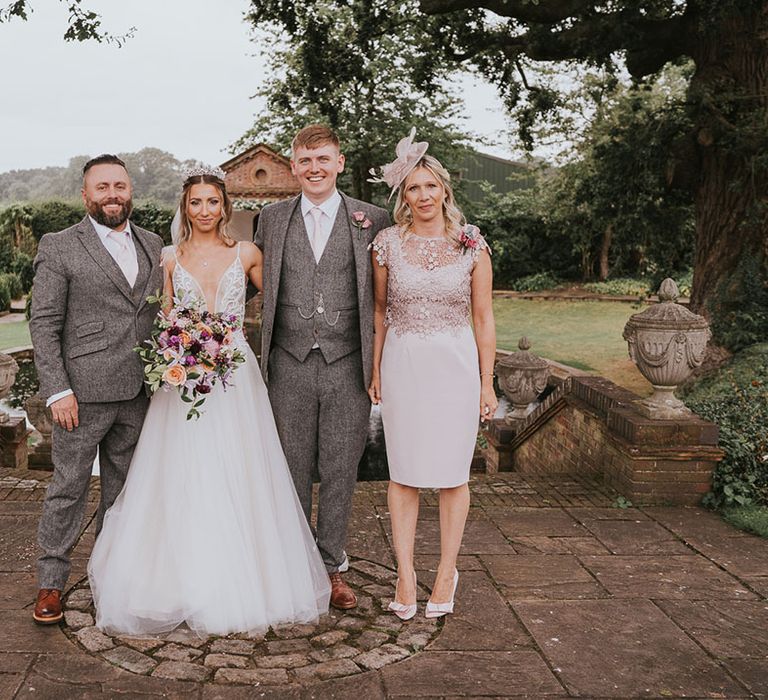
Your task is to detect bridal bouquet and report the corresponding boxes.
[137,294,246,420]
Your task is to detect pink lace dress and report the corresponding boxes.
[372,225,488,488]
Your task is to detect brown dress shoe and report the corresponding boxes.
[329,572,357,610]
[33,588,63,625]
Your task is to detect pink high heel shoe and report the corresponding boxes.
[425,569,459,618]
[388,571,417,621]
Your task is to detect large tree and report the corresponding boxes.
[415,0,768,347]
[237,1,474,203]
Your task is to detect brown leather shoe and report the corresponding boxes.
[329,572,357,610]
[33,588,63,625]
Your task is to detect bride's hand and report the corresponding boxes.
[368,372,381,405]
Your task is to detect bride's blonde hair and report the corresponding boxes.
[176,174,235,251]
[393,155,465,245]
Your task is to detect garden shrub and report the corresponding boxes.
[10,251,34,293]
[28,200,83,241]
[0,277,12,312]
[510,271,561,292]
[583,277,652,297]
[0,272,23,300]
[682,343,768,507]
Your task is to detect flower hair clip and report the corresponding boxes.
[182,163,227,181]
[368,127,429,200]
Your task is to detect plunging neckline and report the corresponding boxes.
[173,246,242,313]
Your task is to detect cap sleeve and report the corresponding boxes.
[370,228,391,268]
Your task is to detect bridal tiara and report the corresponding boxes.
[182,163,227,181]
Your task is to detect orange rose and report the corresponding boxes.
[178,331,192,346]
[162,365,187,387]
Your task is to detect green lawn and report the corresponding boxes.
[0,320,31,351]
[494,297,651,395]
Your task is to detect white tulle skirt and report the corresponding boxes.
[88,339,331,637]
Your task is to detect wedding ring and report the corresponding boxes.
[483,406,490,414]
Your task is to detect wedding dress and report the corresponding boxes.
[88,243,330,636]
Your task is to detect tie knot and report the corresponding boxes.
[310,207,323,223]
[108,230,128,247]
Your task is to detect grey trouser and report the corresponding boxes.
[37,393,149,590]
[267,346,370,573]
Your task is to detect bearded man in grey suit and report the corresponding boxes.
[255,125,389,609]
[29,155,164,625]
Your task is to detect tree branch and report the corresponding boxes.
[420,0,594,23]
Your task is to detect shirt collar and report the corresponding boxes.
[300,190,341,219]
[89,215,132,241]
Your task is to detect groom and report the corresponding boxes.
[29,154,164,624]
[255,125,389,609]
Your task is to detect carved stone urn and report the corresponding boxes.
[495,337,549,423]
[25,392,53,466]
[0,352,19,423]
[623,278,710,420]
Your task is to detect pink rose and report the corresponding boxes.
[352,211,366,222]
[362,218,372,229]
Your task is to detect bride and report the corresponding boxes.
[87,166,331,636]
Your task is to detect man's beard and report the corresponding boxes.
[86,196,133,229]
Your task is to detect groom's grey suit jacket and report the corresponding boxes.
[255,193,389,389]
[30,216,165,404]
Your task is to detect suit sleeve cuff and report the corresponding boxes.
[46,389,73,407]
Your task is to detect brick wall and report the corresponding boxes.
[483,376,723,506]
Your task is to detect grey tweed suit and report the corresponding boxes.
[30,216,164,590]
[255,193,389,572]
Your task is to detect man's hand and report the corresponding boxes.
[50,394,79,431]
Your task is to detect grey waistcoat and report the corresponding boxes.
[273,206,360,364]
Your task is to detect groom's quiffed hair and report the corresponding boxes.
[292,125,340,153]
[82,154,127,176]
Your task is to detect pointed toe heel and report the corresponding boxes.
[389,572,418,621]
[425,569,459,619]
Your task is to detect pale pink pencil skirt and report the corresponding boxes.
[380,325,480,488]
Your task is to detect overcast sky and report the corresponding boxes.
[0,0,514,173]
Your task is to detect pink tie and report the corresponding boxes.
[309,207,323,262]
[108,230,138,287]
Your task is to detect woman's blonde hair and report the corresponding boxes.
[176,174,235,250]
[393,155,465,244]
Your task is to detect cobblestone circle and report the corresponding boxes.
[61,559,441,686]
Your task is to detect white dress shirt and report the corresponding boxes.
[46,217,138,407]
[300,190,342,263]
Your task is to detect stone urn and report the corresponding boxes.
[25,392,54,468]
[623,278,710,419]
[495,337,550,423]
[0,352,19,423]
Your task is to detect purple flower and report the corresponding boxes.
[196,382,212,395]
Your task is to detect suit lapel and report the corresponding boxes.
[271,196,301,299]
[76,216,135,303]
[131,226,156,309]
[339,194,369,311]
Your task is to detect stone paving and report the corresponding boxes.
[1,467,767,698]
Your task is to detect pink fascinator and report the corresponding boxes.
[368,127,429,200]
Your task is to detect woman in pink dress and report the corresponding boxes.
[368,131,497,619]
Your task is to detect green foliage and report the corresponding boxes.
[239,0,474,204]
[684,343,768,507]
[0,276,12,311]
[28,200,83,240]
[583,278,652,297]
[510,272,561,293]
[10,251,33,293]
[708,255,768,352]
[131,202,175,245]
[721,505,768,539]
[0,272,23,300]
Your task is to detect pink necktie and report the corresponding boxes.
[309,207,323,262]
[108,230,138,287]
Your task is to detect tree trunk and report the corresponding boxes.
[599,222,613,281]
[688,6,768,342]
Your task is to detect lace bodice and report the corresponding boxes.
[371,225,489,337]
[169,244,246,321]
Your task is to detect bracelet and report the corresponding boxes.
[480,372,495,377]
